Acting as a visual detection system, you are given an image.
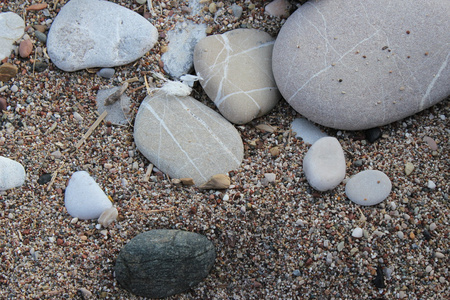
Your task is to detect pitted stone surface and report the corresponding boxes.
[273,0,450,130]
[134,90,243,186]
[194,29,281,124]
[47,0,158,72]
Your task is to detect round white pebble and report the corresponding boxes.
[345,170,392,206]
[303,137,346,191]
[64,171,112,219]
[352,227,363,238]
[427,180,436,189]
[0,156,26,190]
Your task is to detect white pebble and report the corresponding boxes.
[397,231,404,239]
[50,150,62,159]
[70,217,78,224]
[0,156,26,191]
[98,206,118,227]
[427,180,436,189]
[374,230,384,237]
[303,137,346,191]
[10,85,18,93]
[337,241,345,252]
[222,194,229,201]
[64,171,112,219]
[73,111,83,122]
[345,170,392,206]
[398,291,406,299]
[351,227,363,238]
[430,222,437,231]
[425,265,432,273]
[434,252,444,259]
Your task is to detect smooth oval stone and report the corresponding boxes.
[291,117,328,145]
[194,29,281,124]
[134,89,243,186]
[345,170,392,206]
[273,0,450,130]
[47,0,158,72]
[303,137,346,191]
[115,229,216,298]
[64,171,112,219]
[0,156,26,190]
[0,12,25,60]
[96,67,115,79]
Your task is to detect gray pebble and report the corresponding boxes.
[10,85,18,93]
[34,31,47,43]
[97,68,115,78]
[231,4,243,19]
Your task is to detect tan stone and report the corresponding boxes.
[194,29,281,124]
[0,63,18,82]
[198,174,231,190]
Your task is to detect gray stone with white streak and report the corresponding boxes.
[134,89,243,186]
[273,0,450,130]
[47,0,158,72]
[194,29,281,124]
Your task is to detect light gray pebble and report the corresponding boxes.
[397,231,404,239]
[231,4,243,19]
[10,85,18,93]
[430,222,437,231]
[97,67,115,78]
[345,170,392,206]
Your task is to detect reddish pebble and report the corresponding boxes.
[423,136,438,151]
[26,3,48,11]
[0,98,7,111]
[57,238,64,245]
[19,40,33,58]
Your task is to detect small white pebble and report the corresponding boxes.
[439,276,446,283]
[10,85,18,93]
[50,150,62,159]
[374,230,384,237]
[430,222,437,231]
[398,291,406,299]
[70,217,78,224]
[425,265,432,273]
[434,252,444,259]
[222,194,229,201]
[337,241,345,252]
[78,288,92,297]
[351,227,363,238]
[95,224,102,230]
[397,231,404,239]
[439,114,446,120]
[73,111,83,122]
[427,180,436,189]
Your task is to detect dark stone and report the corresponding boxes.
[34,62,48,73]
[372,265,386,288]
[37,173,52,185]
[423,230,432,241]
[115,229,215,298]
[364,127,382,143]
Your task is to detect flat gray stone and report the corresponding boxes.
[0,156,25,190]
[161,21,206,78]
[0,12,24,61]
[291,117,328,145]
[115,229,215,298]
[303,137,346,191]
[134,89,243,186]
[47,0,158,72]
[96,85,132,125]
[345,170,392,206]
[194,29,281,124]
[273,0,450,130]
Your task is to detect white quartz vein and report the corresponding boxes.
[179,99,241,165]
[142,100,205,178]
[420,51,449,110]
[288,29,381,102]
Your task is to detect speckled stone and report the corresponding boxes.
[273,0,450,130]
[345,170,392,206]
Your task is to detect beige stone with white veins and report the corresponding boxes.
[134,89,243,186]
[194,29,281,124]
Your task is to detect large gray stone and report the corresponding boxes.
[194,29,281,124]
[115,229,216,298]
[273,0,450,130]
[0,12,24,61]
[47,0,158,72]
[134,88,243,186]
